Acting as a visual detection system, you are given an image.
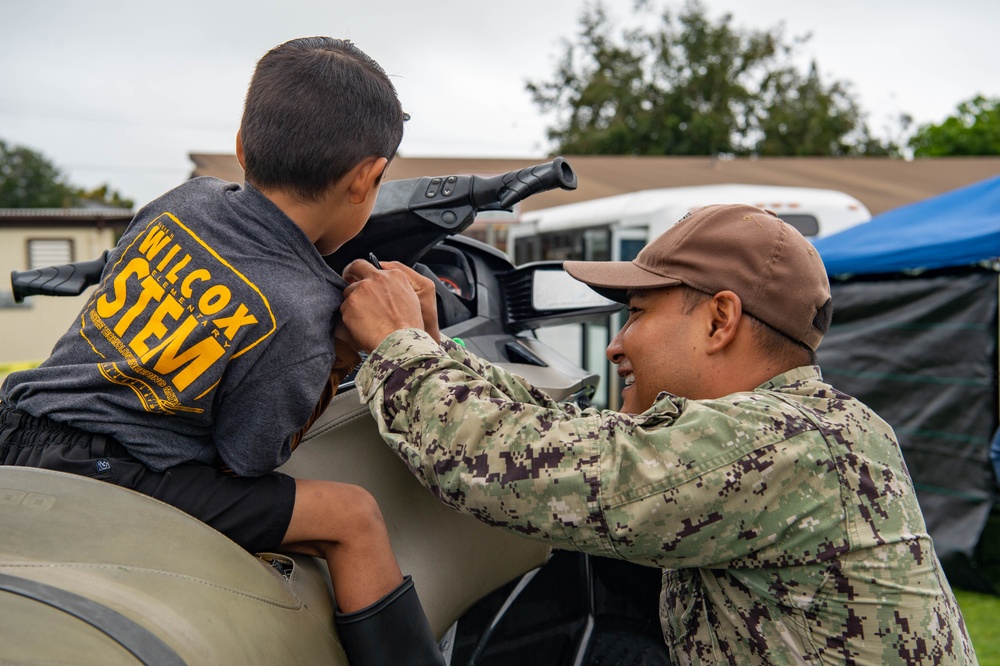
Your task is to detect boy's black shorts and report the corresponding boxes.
[0,405,296,554]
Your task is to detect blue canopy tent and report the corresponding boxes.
[812,175,1000,593]
[814,174,1000,275]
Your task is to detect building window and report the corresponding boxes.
[27,238,74,269]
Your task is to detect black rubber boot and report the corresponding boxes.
[335,575,445,666]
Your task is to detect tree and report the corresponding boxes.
[527,0,897,156]
[0,139,133,208]
[0,139,73,207]
[752,61,896,156]
[908,96,1000,156]
[75,183,134,209]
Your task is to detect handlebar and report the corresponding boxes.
[10,158,578,300]
[10,251,110,303]
[324,157,577,273]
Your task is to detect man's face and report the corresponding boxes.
[605,287,706,413]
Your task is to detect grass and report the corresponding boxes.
[0,360,41,385]
[955,588,999,664]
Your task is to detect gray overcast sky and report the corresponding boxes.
[2,0,997,207]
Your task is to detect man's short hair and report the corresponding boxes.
[678,286,816,366]
[746,313,817,366]
[240,37,407,202]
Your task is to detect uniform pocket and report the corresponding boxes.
[660,568,704,648]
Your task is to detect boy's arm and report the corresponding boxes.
[212,351,335,476]
[216,339,359,474]
[289,337,361,451]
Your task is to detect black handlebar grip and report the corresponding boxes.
[472,157,578,211]
[11,251,109,303]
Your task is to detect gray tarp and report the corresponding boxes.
[818,269,998,591]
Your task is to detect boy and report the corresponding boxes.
[0,37,442,665]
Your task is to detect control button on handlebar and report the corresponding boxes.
[425,177,442,198]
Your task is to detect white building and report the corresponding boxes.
[1,208,132,368]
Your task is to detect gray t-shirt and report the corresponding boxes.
[2,177,347,476]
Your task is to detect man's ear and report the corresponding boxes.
[705,290,742,354]
[347,157,389,204]
[235,130,246,169]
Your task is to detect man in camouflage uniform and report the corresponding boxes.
[340,204,977,664]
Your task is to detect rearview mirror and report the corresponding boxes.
[504,262,622,331]
[532,269,618,310]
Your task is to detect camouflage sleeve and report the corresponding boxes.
[437,337,571,409]
[358,331,866,570]
[357,328,617,555]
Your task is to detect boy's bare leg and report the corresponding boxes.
[280,478,403,612]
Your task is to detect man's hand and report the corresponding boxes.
[341,260,439,352]
[379,261,441,343]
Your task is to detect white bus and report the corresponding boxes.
[508,184,871,409]
[509,183,870,265]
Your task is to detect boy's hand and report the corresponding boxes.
[341,260,427,352]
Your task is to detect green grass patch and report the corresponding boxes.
[955,588,1000,664]
[0,360,41,385]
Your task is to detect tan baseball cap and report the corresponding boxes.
[563,204,833,351]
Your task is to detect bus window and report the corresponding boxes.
[514,235,541,264]
[778,214,820,237]
[618,238,645,262]
[513,227,612,265]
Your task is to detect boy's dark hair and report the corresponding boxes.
[240,37,407,202]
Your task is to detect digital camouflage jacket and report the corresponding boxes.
[357,329,977,665]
